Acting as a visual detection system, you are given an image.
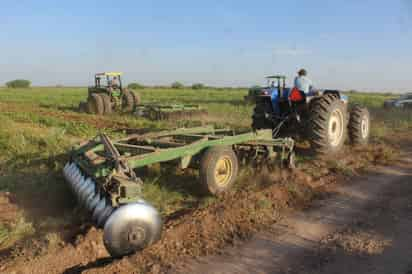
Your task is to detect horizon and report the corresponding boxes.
[1,0,412,92]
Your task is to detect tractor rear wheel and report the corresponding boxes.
[200,146,239,195]
[348,105,370,145]
[100,94,113,114]
[87,94,104,115]
[308,94,347,155]
[131,91,141,106]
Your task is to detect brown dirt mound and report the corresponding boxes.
[0,192,19,224]
[81,169,326,274]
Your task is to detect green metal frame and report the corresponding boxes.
[135,104,206,120]
[70,126,294,205]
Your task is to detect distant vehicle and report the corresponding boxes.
[383,93,412,109]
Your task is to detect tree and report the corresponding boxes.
[171,81,184,89]
[192,83,205,90]
[128,82,144,89]
[6,79,31,88]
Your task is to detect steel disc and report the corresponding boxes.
[63,163,70,180]
[87,192,101,212]
[81,182,96,206]
[71,172,82,191]
[97,205,114,227]
[92,198,107,223]
[103,202,162,257]
[75,177,87,199]
[79,178,94,205]
[72,173,83,192]
[67,164,77,184]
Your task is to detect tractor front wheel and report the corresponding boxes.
[200,146,239,195]
[122,90,139,112]
[348,105,370,145]
[87,94,104,115]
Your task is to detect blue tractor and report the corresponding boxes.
[250,75,371,155]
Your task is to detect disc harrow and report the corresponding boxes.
[62,126,294,257]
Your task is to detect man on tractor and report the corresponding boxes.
[111,76,119,88]
[294,68,313,95]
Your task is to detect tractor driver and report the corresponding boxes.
[294,69,313,95]
[111,76,119,88]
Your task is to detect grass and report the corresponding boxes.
[0,86,411,251]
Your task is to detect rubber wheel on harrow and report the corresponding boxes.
[200,146,239,195]
[122,90,139,112]
[348,105,370,145]
[100,94,113,114]
[87,94,104,115]
[308,94,347,155]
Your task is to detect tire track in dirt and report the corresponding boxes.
[176,149,412,274]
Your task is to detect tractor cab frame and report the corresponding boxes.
[94,72,123,90]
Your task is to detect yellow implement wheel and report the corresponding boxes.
[200,146,239,195]
[214,156,233,187]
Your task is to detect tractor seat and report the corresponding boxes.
[289,87,306,103]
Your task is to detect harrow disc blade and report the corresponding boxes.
[67,164,77,183]
[72,172,83,192]
[103,202,162,257]
[86,192,101,212]
[97,205,114,227]
[92,198,107,224]
[79,178,94,206]
[81,181,96,206]
[75,177,88,199]
[63,163,70,180]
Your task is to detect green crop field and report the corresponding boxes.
[0,86,411,250]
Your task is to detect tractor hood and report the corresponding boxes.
[248,86,275,97]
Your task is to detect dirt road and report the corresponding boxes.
[177,149,412,274]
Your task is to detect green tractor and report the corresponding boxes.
[79,72,140,115]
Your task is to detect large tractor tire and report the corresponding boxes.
[87,94,104,115]
[308,94,348,155]
[122,90,139,112]
[200,146,239,195]
[100,94,113,114]
[131,91,141,106]
[348,105,370,145]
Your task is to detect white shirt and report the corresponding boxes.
[294,76,312,94]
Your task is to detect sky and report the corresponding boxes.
[1,0,412,91]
